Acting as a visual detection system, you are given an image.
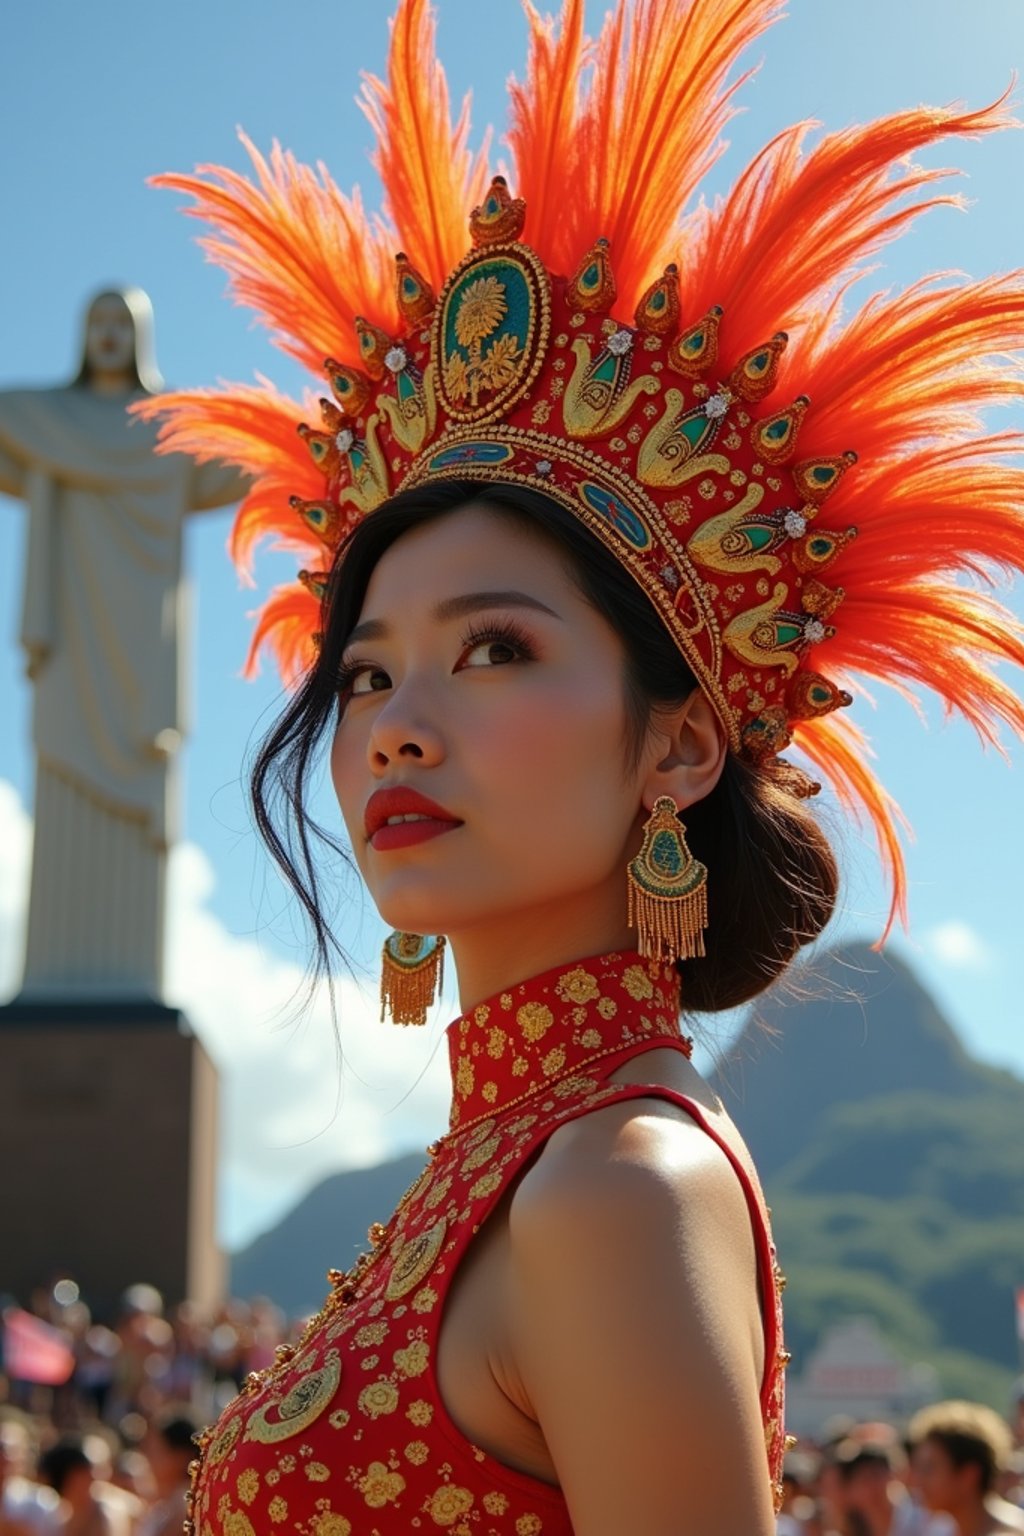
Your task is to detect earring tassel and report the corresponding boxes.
[627,796,709,962]
[380,932,446,1026]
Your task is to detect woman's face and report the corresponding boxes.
[330,502,665,946]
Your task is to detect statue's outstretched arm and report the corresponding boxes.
[0,411,27,498]
[188,459,251,513]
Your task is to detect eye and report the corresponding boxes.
[338,662,391,699]
[458,619,536,670]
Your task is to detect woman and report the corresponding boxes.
[141,1,1024,1531]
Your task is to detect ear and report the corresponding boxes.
[640,688,728,813]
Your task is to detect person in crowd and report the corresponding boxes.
[910,1401,1024,1536]
[134,1414,199,1536]
[37,1438,139,1536]
[0,1416,57,1536]
[833,1435,954,1536]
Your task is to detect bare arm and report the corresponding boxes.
[507,1101,775,1536]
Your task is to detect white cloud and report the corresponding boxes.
[922,919,994,972]
[0,782,453,1249]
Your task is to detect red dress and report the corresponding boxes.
[187,951,787,1535]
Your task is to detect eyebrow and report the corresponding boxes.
[346,589,562,646]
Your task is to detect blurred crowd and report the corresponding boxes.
[2,1278,1023,1536]
[779,1404,1024,1536]
[1,1280,294,1536]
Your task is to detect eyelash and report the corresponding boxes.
[336,616,537,701]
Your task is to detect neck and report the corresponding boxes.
[943,1499,989,1536]
[87,371,135,397]
[448,888,635,1012]
[444,945,687,1132]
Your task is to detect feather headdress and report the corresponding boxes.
[137,0,1024,936]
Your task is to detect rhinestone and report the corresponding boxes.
[384,345,407,372]
[335,428,355,452]
[660,564,680,589]
[783,509,808,538]
[606,329,633,356]
[535,459,553,476]
[704,392,730,420]
[804,618,827,645]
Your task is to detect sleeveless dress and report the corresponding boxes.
[186,950,788,1536]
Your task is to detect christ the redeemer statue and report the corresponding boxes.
[0,288,248,1002]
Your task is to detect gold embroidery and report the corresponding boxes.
[517,1001,554,1040]
[386,1218,447,1300]
[427,1484,475,1527]
[359,1461,405,1508]
[245,1357,341,1445]
[357,1380,399,1419]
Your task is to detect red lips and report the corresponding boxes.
[364,787,462,852]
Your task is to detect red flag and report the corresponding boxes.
[2,1307,74,1385]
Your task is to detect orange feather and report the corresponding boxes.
[133,380,324,580]
[152,135,398,374]
[359,0,490,286]
[510,0,785,304]
[792,712,910,940]
[684,98,1014,359]
[245,582,322,683]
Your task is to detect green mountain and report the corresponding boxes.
[710,942,1024,1406]
[231,942,1023,1407]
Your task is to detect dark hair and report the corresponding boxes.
[154,1410,201,1456]
[251,479,838,1013]
[909,1401,1012,1496]
[38,1437,91,1495]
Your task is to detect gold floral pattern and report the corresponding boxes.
[186,949,785,1536]
[428,1484,475,1526]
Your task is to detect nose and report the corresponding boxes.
[367,682,445,773]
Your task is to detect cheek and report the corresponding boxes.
[330,714,368,853]
[474,671,631,847]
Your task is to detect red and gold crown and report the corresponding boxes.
[138,0,1024,929]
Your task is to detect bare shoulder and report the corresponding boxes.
[503,1092,775,1534]
[510,1086,758,1262]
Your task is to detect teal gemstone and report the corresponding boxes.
[583,262,600,288]
[402,275,418,297]
[750,350,769,374]
[776,622,802,645]
[594,352,619,383]
[747,526,773,550]
[650,290,666,311]
[651,829,684,877]
[812,466,836,485]
[336,378,351,396]
[397,371,415,402]
[680,414,712,450]
[351,447,365,471]
[810,537,831,556]
[486,196,500,215]
[765,418,789,441]
[310,508,327,529]
[684,330,705,355]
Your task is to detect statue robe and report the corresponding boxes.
[0,385,247,1001]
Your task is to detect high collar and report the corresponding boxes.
[445,948,689,1132]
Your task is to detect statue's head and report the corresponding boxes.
[75,287,163,394]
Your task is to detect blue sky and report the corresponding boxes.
[1,1,1022,1247]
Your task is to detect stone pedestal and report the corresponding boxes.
[0,1002,224,1318]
